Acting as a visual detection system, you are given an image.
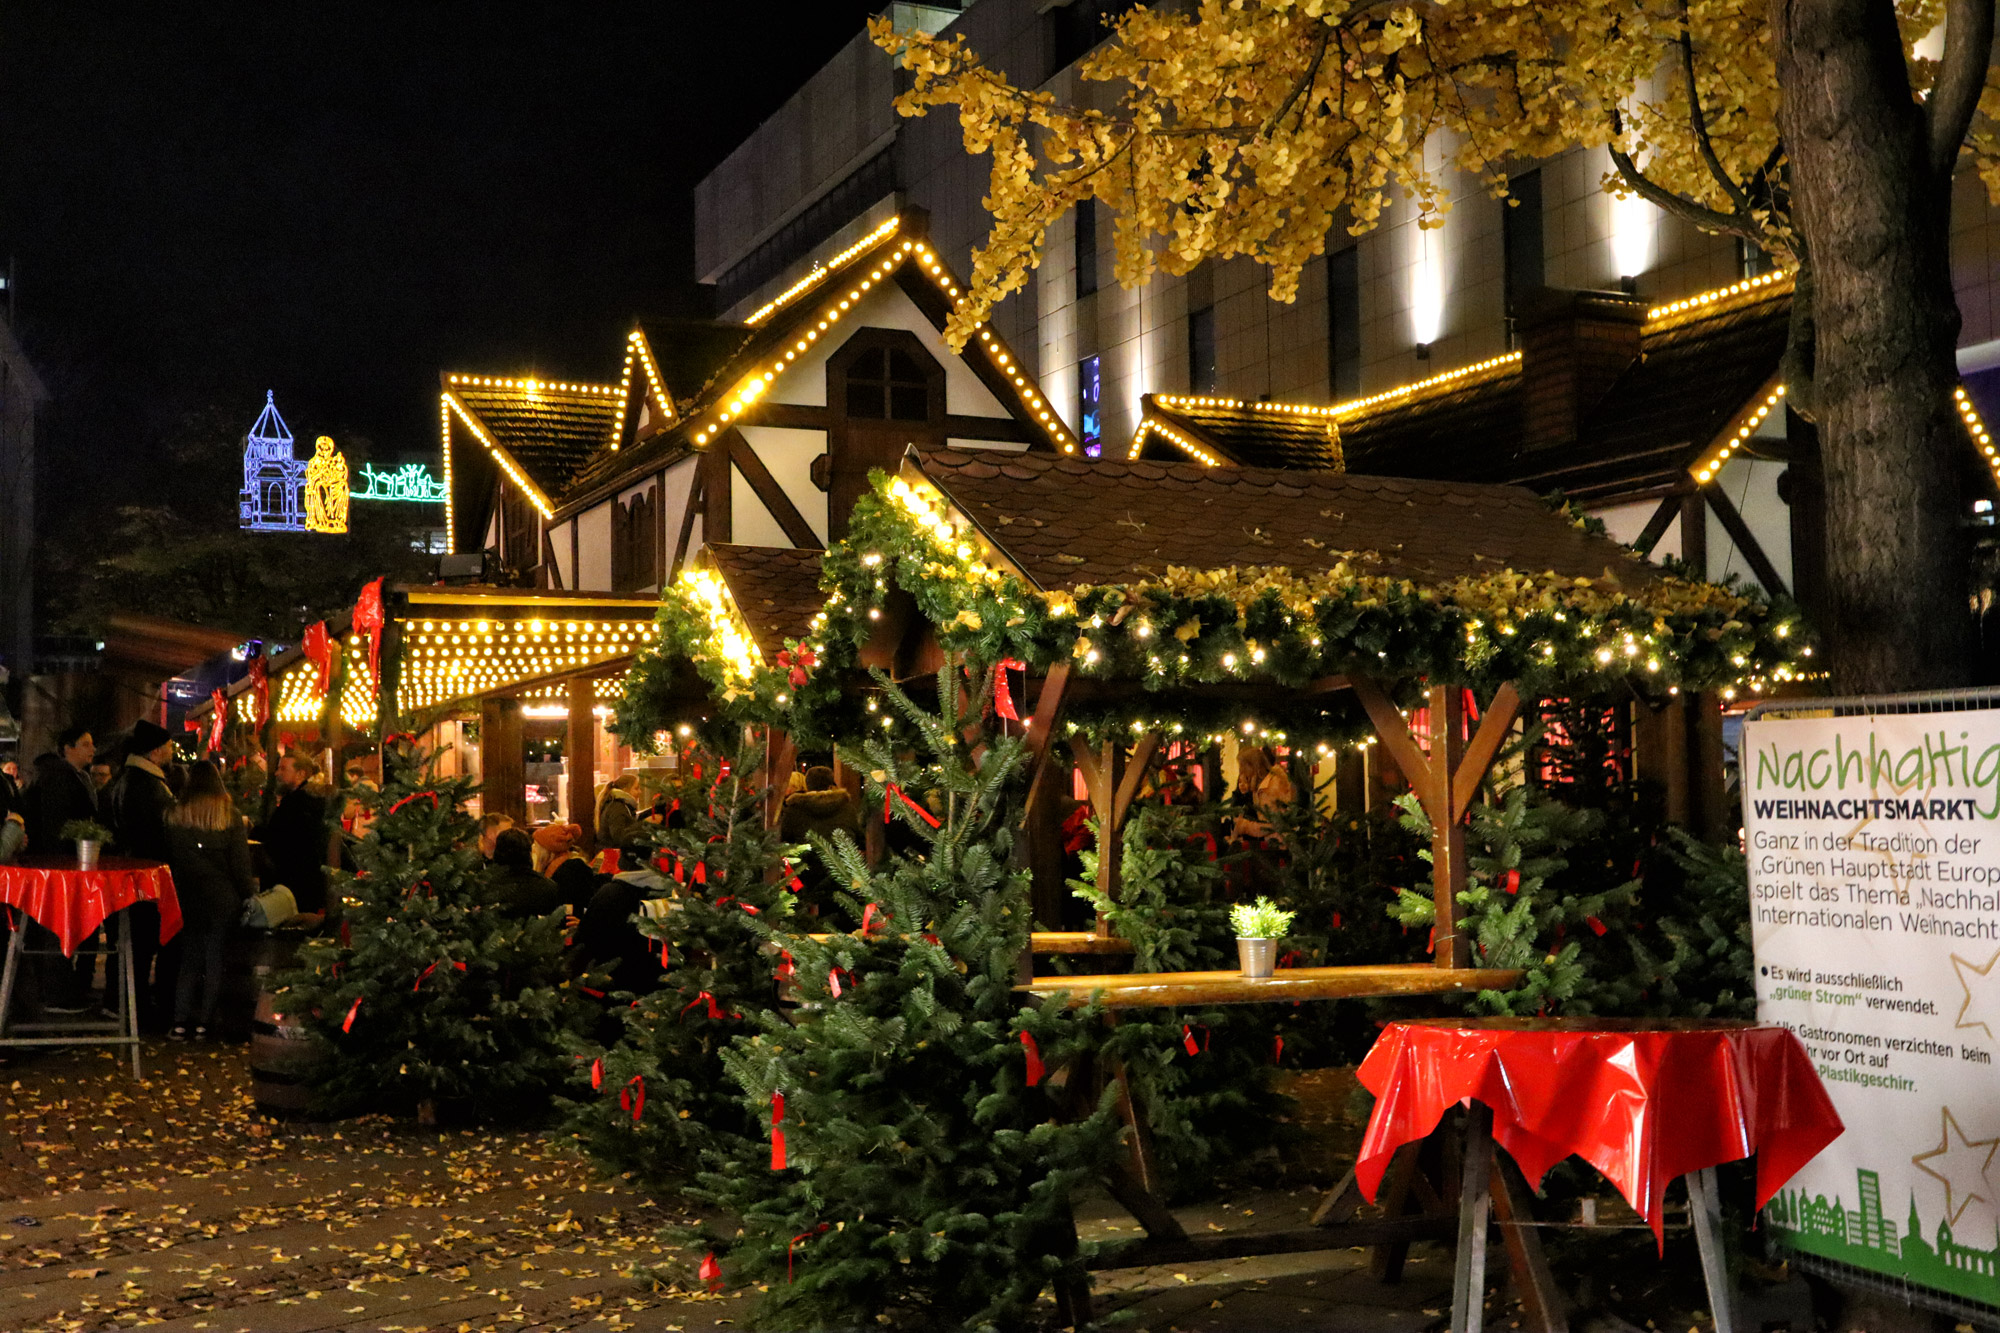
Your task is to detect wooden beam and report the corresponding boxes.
[1111,733,1161,827]
[1451,682,1523,813]
[1349,677,1438,814]
[724,430,823,549]
[1702,482,1789,596]
[1630,493,1681,557]
[1428,684,1471,969]
[1021,664,1072,816]
[669,473,703,582]
[566,677,596,849]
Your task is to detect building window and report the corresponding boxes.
[1188,306,1217,394]
[1503,169,1544,343]
[1075,201,1098,299]
[1738,236,1777,279]
[1051,0,1141,74]
[1079,354,1102,457]
[1327,247,1360,399]
[845,345,931,421]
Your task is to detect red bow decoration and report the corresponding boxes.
[659,938,671,969]
[827,967,850,998]
[247,652,270,729]
[698,1251,723,1293]
[680,991,733,1020]
[1586,915,1607,936]
[342,996,363,1033]
[782,860,803,892]
[302,621,333,702]
[860,903,888,935]
[388,790,440,817]
[992,658,1027,721]
[1020,1031,1044,1087]
[1182,1023,1209,1057]
[1503,868,1521,895]
[208,689,227,754]
[788,1224,829,1283]
[883,783,940,828]
[620,1075,646,1124]
[1274,1035,1286,1065]
[777,950,796,980]
[590,1058,604,1091]
[352,578,385,697]
[770,1091,787,1170]
[775,645,817,688]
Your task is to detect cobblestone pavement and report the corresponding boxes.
[0,1044,1483,1332]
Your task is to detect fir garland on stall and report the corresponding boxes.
[278,740,584,1119]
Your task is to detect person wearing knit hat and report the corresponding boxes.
[533,822,596,904]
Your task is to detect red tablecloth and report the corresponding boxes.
[1356,1018,1842,1243]
[0,857,182,957]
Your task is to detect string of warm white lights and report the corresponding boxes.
[744,216,904,327]
[398,617,659,712]
[1692,384,1787,482]
[1957,387,2000,486]
[606,331,681,454]
[439,396,457,554]
[441,394,557,521]
[1155,394,1340,419]
[688,233,1080,455]
[1648,268,1792,324]
[1126,418,1222,466]
[443,374,619,397]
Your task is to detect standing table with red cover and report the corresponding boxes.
[0,856,182,1078]
[1356,1018,1843,1333]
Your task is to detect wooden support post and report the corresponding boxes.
[1026,758,1068,929]
[1693,691,1728,840]
[479,696,527,824]
[567,677,597,848]
[763,727,798,829]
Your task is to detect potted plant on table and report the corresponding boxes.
[1229,896,1295,979]
[60,820,114,870]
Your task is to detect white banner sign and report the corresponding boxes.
[1748,707,2000,1303]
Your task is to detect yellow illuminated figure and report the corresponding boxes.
[304,435,350,533]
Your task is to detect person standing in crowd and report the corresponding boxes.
[779,766,861,921]
[89,757,114,792]
[596,773,642,852]
[0,768,25,863]
[483,828,562,918]
[163,762,253,1040]
[476,812,513,861]
[104,720,180,1026]
[531,822,596,905]
[22,724,100,1012]
[0,755,19,811]
[254,753,329,914]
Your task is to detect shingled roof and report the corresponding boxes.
[446,377,623,502]
[909,446,1655,593]
[1133,281,1795,504]
[703,543,826,656]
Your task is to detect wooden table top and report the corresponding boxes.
[803,930,1136,955]
[1017,964,1524,1009]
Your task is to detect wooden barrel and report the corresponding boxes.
[247,932,314,1115]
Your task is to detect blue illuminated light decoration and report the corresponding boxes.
[238,391,308,532]
[351,461,448,504]
[1079,354,1102,459]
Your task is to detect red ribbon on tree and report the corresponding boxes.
[1330,912,1343,929]
[339,920,351,948]
[1182,1023,1209,1056]
[302,621,333,701]
[413,960,466,991]
[777,950,795,981]
[620,1075,646,1124]
[208,689,227,754]
[1504,868,1521,894]
[590,1058,604,1091]
[827,967,849,998]
[1274,1035,1286,1065]
[770,1091,787,1170]
[775,645,817,688]
[388,790,440,816]
[342,996,363,1033]
[1586,916,1607,936]
[352,578,385,697]
[698,1251,723,1293]
[788,1224,829,1283]
[883,783,940,828]
[781,860,804,892]
[680,991,732,1020]
[247,652,270,729]
[1020,1031,1044,1087]
[860,902,888,935]
[992,658,1027,721]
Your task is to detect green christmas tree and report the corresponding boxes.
[279,738,583,1119]
[1071,798,1295,1198]
[692,663,1123,1331]
[563,734,799,1197]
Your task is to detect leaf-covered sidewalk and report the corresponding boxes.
[0,1043,750,1332]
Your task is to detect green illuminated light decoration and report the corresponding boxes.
[351,461,448,504]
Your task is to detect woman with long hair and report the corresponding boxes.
[164,761,254,1039]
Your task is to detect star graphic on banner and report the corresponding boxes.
[1951,949,2000,1038]
[1913,1107,2000,1227]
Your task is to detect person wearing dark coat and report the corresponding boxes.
[531,822,599,907]
[484,829,564,919]
[572,867,671,1042]
[23,725,99,854]
[102,720,181,1027]
[779,766,861,924]
[253,753,330,914]
[595,775,643,853]
[163,762,254,1038]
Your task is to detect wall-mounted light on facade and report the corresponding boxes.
[1410,225,1444,353]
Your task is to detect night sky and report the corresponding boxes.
[0,2,881,513]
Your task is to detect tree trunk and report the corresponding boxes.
[1776,0,1970,693]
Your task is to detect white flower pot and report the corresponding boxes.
[1237,936,1276,979]
[76,840,101,871]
